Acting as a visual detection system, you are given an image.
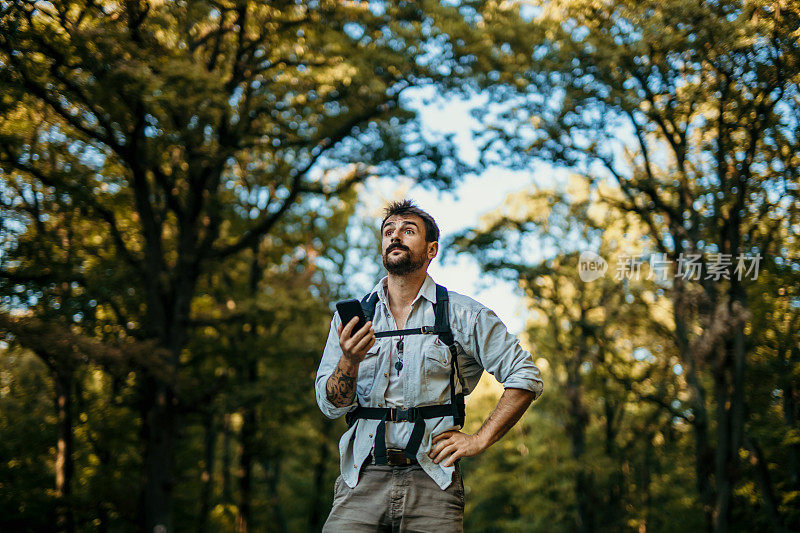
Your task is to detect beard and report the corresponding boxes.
[382,245,426,275]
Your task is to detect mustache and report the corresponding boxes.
[386,243,409,254]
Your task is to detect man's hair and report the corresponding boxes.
[381,199,440,243]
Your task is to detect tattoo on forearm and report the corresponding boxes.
[326,365,357,407]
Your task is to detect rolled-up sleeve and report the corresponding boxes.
[315,313,359,419]
[470,307,544,400]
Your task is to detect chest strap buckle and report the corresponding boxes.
[388,407,416,422]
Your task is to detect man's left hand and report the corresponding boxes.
[428,431,487,467]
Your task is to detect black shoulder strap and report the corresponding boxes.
[432,284,465,428]
[433,283,455,345]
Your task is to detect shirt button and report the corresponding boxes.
[369,434,373,438]
[378,403,383,407]
[384,372,388,377]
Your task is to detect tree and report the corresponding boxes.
[454,179,699,531]
[0,1,493,529]
[455,0,800,530]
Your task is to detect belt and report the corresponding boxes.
[367,448,418,466]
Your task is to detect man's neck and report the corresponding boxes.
[386,269,428,310]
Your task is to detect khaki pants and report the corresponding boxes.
[322,461,465,532]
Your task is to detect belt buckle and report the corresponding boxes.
[386,448,411,466]
[394,407,412,422]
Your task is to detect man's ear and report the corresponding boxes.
[428,241,439,260]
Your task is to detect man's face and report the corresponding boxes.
[381,214,438,276]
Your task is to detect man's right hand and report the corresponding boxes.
[338,317,375,363]
[325,317,375,408]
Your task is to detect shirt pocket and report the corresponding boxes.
[423,338,453,403]
[357,343,380,399]
[424,337,452,368]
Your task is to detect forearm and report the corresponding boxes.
[325,356,360,407]
[474,387,535,449]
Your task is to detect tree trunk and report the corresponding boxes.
[199,412,217,533]
[601,378,624,530]
[262,455,288,533]
[54,366,75,533]
[744,437,783,531]
[780,343,800,530]
[309,420,334,531]
[237,249,263,532]
[139,255,196,532]
[782,346,799,492]
[713,364,732,533]
[236,361,258,533]
[641,430,653,533]
[711,172,750,532]
[141,377,180,533]
[713,285,749,533]
[222,412,233,505]
[781,359,800,533]
[673,276,715,531]
[568,315,593,533]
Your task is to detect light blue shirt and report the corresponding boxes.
[315,274,544,489]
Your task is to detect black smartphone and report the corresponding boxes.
[335,299,368,333]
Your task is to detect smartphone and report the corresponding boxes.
[335,299,368,333]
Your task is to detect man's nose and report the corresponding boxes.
[386,235,403,250]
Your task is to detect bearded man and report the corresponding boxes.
[315,199,544,532]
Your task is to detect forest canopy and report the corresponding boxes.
[0,0,798,532]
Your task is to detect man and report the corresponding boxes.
[315,199,544,531]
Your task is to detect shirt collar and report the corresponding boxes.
[372,273,438,306]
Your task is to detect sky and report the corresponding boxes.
[358,86,565,334]
[363,170,536,334]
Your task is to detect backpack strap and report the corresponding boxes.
[360,289,440,337]
[433,284,465,428]
[433,284,454,343]
[348,283,466,463]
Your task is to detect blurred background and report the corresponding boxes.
[0,1,798,531]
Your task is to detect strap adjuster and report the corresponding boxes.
[388,407,415,422]
[421,326,436,334]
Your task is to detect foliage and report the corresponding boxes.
[0,0,499,529]
[1,0,798,531]
[454,180,704,532]
[448,0,800,530]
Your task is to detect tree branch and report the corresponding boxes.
[211,96,400,259]
[0,152,144,276]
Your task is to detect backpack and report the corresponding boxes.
[345,283,466,464]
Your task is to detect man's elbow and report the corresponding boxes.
[505,386,537,406]
[320,407,341,420]
[315,386,354,420]
[317,398,344,420]
[315,378,337,418]
[502,373,543,401]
